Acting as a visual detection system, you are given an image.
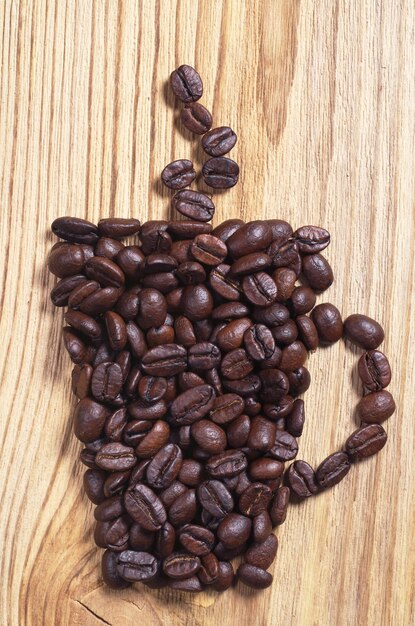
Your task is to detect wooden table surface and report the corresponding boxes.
[1,1,415,625]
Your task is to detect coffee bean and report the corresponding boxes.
[163,552,201,579]
[191,234,227,266]
[242,272,278,307]
[212,302,250,320]
[138,376,167,403]
[187,342,221,370]
[124,483,166,530]
[135,420,170,458]
[221,348,253,380]
[84,469,106,505]
[181,102,212,134]
[259,369,289,402]
[243,324,275,360]
[296,315,318,351]
[115,245,144,279]
[85,256,125,288]
[202,157,239,189]
[48,243,85,278]
[358,350,391,391]
[178,525,214,556]
[206,450,247,478]
[96,443,136,472]
[223,374,261,396]
[239,483,272,516]
[145,444,183,489]
[268,430,298,461]
[211,219,244,242]
[217,513,251,548]
[161,160,196,190]
[231,252,272,276]
[116,550,158,582]
[209,264,242,300]
[181,284,214,321]
[197,480,234,517]
[51,216,99,244]
[290,286,316,315]
[168,576,202,592]
[287,460,318,498]
[202,126,237,156]
[91,362,123,402]
[302,253,334,291]
[269,486,290,525]
[310,303,343,344]
[102,550,131,589]
[142,344,187,376]
[237,563,273,589]
[344,314,385,349]
[73,398,111,443]
[178,459,204,486]
[172,190,215,222]
[170,385,215,425]
[245,533,278,569]
[168,221,213,240]
[170,65,203,102]
[198,552,220,585]
[168,489,197,526]
[315,451,351,489]
[155,522,176,559]
[273,267,297,302]
[137,288,167,331]
[249,458,284,481]
[94,496,125,522]
[209,393,244,425]
[345,424,388,460]
[191,420,226,455]
[293,225,330,254]
[356,390,396,423]
[50,274,88,307]
[247,416,276,453]
[140,221,171,255]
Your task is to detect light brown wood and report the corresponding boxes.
[1,1,414,624]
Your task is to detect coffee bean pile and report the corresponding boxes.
[46,65,395,593]
[162,64,239,191]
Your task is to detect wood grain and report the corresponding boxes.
[1,1,414,625]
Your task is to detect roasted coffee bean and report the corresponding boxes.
[273,267,297,302]
[154,522,176,559]
[170,385,215,425]
[215,318,251,352]
[142,344,187,376]
[95,237,124,259]
[239,483,272,516]
[124,484,166,531]
[91,362,123,402]
[176,262,206,286]
[137,288,167,330]
[181,284,214,321]
[142,253,177,275]
[102,550,131,589]
[245,533,278,569]
[51,216,99,244]
[129,524,155,551]
[202,157,239,189]
[210,393,245,425]
[296,315,318,351]
[146,324,175,347]
[168,576,202,592]
[288,367,311,396]
[144,444,183,490]
[73,398,111,443]
[248,458,284,482]
[311,303,343,344]
[356,390,396,423]
[181,102,212,134]
[191,420,226,455]
[97,218,140,239]
[85,256,125,288]
[247,416,276,453]
[62,327,94,364]
[302,253,333,291]
[242,272,278,307]
[96,443,136,472]
[163,552,201,579]
[104,471,131,498]
[117,550,158,582]
[212,219,244,242]
[223,374,261,396]
[194,318,214,342]
[263,394,294,420]
[170,64,203,102]
[268,429,298,461]
[221,348,253,380]
[209,263,242,300]
[188,342,221,370]
[135,420,170,458]
[285,398,304,437]
[293,225,330,254]
[48,243,85,278]
[206,450,247,478]
[197,552,219,585]
[191,234,227,266]
[94,496,125,521]
[252,511,272,544]
[259,369,289,402]
[50,274,88,307]
[214,541,247,561]
[94,516,130,551]
[161,160,196,190]
[168,221,213,240]
[268,239,299,270]
[197,480,234,517]
[137,376,167,403]
[227,221,273,259]
[358,350,391,391]
[344,314,385,349]
[271,319,298,345]
[345,424,387,460]
[104,311,127,351]
[140,221,171,255]
[287,460,318,498]
[212,302,250,321]
[290,286,316,315]
[279,341,307,371]
[209,559,233,591]
[237,564,273,589]
[244,396,262,416]
[72,364,93,398]
[115,245,144,279]
[230,252,272,276]
[269,486,290,525]
[168,489,197,526]
[253,302,289,327]
[172,190,215,222]
[178,525,214,556]
[84,469,106,504]
[178,459,204,486]
[316,451,351,489]
[202,126,237,157]
[243,324,275,360]
[217,513,251,548]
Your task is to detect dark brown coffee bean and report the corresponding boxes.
[95,237,124,259]
[161,159,196,189]
[172,190,215,222]
[117,550,158,582]
[302,253,333,291]
[188,342,221,370]
[202,126,237,156]
[154,522,176,558]
[97,218,140,239]
[214,541,246,561]
[140,221,171,255]
[345,424,388,460]
[50,274,88,307]
[137,288,167,331]
[72,364,93,398]
[212,302,250,321]
[170,384,215,425]
[202,157,239,189]
[197,552,219,585]
[217,513,251,548]
[104,471,130,497]
[115,289,140,320]
[247,416,276,453]
[263,394,294,421]
[208,264,241,301]
[115,245,144,279]
[273,267,297,302]
[123,420,152,447]
[293,225,330,254]
[358,350,391,391]
[129,524,155,551]
[84,469,106,504]
[191,234,227,266]
[135,420,170,458]
[94,496,125,521]
[73,398,111,443]
[159,481,187,509]
[239,483,272,516]
[91,362,123,402]
[142,344,187,376]
[197,480,234,517]
[311,303,343,344]
[259,368,289,402]
[243,324,275,360]
[249,458,284,481]
[94,516,130,551]
[191,420,226,455]
[271,319,298,345]
[252,511,272,544]
[242,272,278,307]
[102,550,131,589]
[230,252,272,276]
[168,576,202,592]
[296,315,318,351]
[221,348,253,380]
[215,318,251,352]
[137,376,167,403]
[209,393,244,425]
[223,374,261,396]
[95,443,136,472]
[237,564,273,589]
[163,552,201,579]
[146,324,175,347]
[344,314,385,349]
[268,239,299,269]
[48,243,85,278]
[211,561,234,591]
[356,390,396,423]
[287,460,318,498]
[181,102,212,134]
[290,286,316,315]
[126,321,147,358]
[176,262,206,286]
[269,486,290,525]
[124,483,166,531]
[79,286,122,316]
[168,489,197,526]
[253,302,289,327]
[62,327,93,364]
[285,398,305,437]
[211,219,244,242]
[170,65,203,102]
[174,316,197,348]
[104,311,127,351]
[168,221,213,240]
[245,533,278,569]
[316,451,351,489]
[227,221,273,259]
[142,253,177,275]
[181,284,214,321]
[145,444,183,489]
[288,366,311,396]
[279,341,307,371]
[85,256,125,288]
[178,525,214,556]
[51,216,99,244]
[178,459,203,486]
[267,430,298,462]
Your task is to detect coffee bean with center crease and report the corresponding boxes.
[85,256,125,288]
[227,221,273,259]
[311,303,343,344]
[315,451,351,489]
[244,533,278,569]
[124,483,167,531]
[181,102,212,134]
[202,157,239,189]
[197,480,234,517]
[221,348,253,380]
[51,216,99,244]
[170,65,203,102]
[206,450,247,478]
[202,126,237,157]
[96,443,137,472]
[230,252,272,276]
[161,160,196,190]
[179,525,215,556]
[239,483,273,516]
[209,264,242,301]
[188,342,221,370]
[210,393,245,424]
[269,486,290,525]
[191,234,227,266]
[287,460,318,498]
[293,225,330,254]
[242,272,278,307]
[50,274,88,307]
[345,424,388,460]
[170,384,216,425]
[142,344,187,376]
[172,190,215,222]
[244,324,275,360]
[91,362,123,402]
[98,218,141,239]
[168,488,197,526]
[117,550,159,582]
[358,350,391,391]
[343,314,385,350]
[163,552,201,579]
[146,444,183,489]
[268,430,298,461]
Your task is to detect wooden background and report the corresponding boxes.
[1,1,414,625]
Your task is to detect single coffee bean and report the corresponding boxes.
[227,221,273,259]
[296,315,318,351]
[170,384,216,425]
[197,480,234,517]
[97,218,140,239]
[268,430,298,461]
[168,221,213,240]
[285,398,305,437]
[181,102,212,134]
[212,561,234,591]
[168,576,202,592]
[358,350,391,391]
[215,318,251,352]
[212,219,244,242]
[155,522,176,559]
[50,274,88,307]
[178,459,203,487]
[345,423,388,460]
[116,550,158,582]
[124,483,167,530]
[170,64,203,102]
[212,302,250,321]
[172,189,215,223]
[310,303,343,344]
[302,253,334,291]
[202,157,239,189]
[191,419,226,455]
[237,563,273,589]
[198,552,220,585]
[247,416,276,453]
[279,341,307,371]
[163,552,201,579]
[91,362,123,402]
[214,541,247,561]
[242,272,278,307]
[356,390,396,423]
[83,469,106,504]
[273,267,297,302]
[287,460,318,498]
[142,344,187,376]
[206,450,247,478]
[161,160,196,190]
[146,444,183,489]
[137,288,167,331]
[244,324,275,360]
[290,286,316,315]
[187,342,221,370]
[102,550,131,589]
[209,393,245,425]
[135,420,170,458]
[85,256,125,288]
[181,284,214,321]
[168,489,197,526]
[315,451,351,489]
[95,237,124,259]
[268,239,299,270]
[138,376,167,403]
[217,513,252,548]
[252,511,272,544]
[94,496,125,521]
[245,533,278,569]
[51,216,99,244]
[202,126,237,156]
[191,234,227,266]
[105,311,127,351]
[73,398,111,443]
[259,369,289,402]
[222,374,261,396]
[253,302,289,327]
[104,471,131,497]
[142,253,177,275]
[269,486,290,525]
[230,252,272,276]
[179,525,214,556]
[249,458,284,481]
[115,245,144,279]
[343,314,385,349]
[96,443,136,472]
[221,348,253,380]
[139,221,171,255]
[239,483,273,516]
[293,225,330,254]
[129,524,155,551]
[48,243,85,278]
